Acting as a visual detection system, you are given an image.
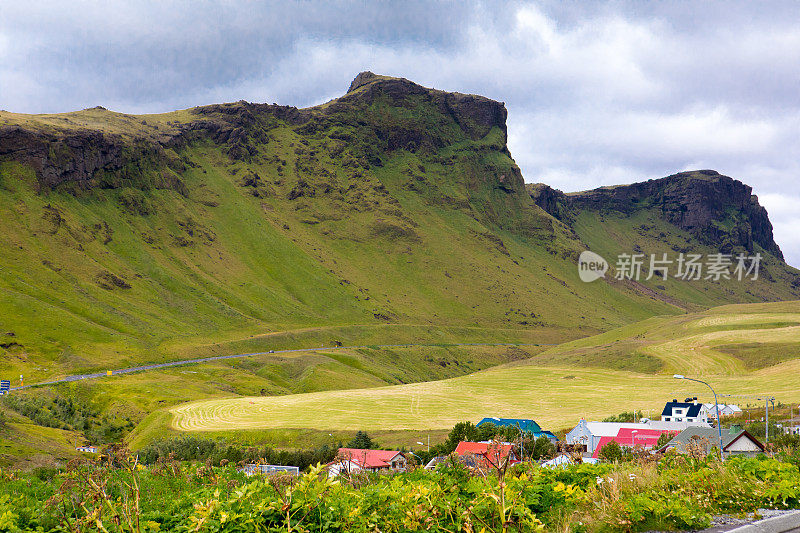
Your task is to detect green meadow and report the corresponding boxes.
[163,300,800,439]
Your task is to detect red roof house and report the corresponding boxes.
[592,428,676,458]
[454,441,518,468]
[328,448,408,476]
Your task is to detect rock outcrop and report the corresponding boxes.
[341,71,508,141]
[528,170,784,259]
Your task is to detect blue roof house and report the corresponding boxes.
[477,418,559,442]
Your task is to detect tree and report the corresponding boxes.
[598,441,624,463]
[530,436,556,460]
[656,432,675,449]
[346,430,374,449]
[444,422,482,451]
[602,411,637,423]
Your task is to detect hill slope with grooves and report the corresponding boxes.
[0,71,798,389]
[165,300,800,436]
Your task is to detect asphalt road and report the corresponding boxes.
[7,342,555,392]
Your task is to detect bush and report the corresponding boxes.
[598,441,624,463]
[530,436,556,460]
[138,436,337,470]
[656,431,676,449]
[346,430,375,449]
[602,411,638,423]
[2,452,800,532]
[1,391,133,444]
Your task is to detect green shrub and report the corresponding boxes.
[598,441,624,463]
[346,430,375,449]
[602,411,638,423]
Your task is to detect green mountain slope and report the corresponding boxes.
[0,72,798,388]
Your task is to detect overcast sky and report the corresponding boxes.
[3,1,800,265]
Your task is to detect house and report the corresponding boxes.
[566,419,708,455]
[327,448,407,477]
[76,445,99,454]
[240,464,300,476]
[424,456,449,470]
[591,427,675,459]
[782,425,800,436]
[702,403,742,419]
[661,398,709,424]
[542,454,599,468]
[660,427,765,457]
[454,441,518,469]
[476,418,559,443]
[783,416,800,436]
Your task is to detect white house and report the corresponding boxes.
[541,454,598,468]
[660,427,764,457]
[702,403,742,419]
[76,445,99,454]
[661,399,709,424]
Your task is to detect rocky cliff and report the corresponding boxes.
[528,170,783,259]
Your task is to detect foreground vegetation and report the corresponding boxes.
[1,447,799,532]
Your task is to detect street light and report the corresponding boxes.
[407,451,424,469]
[673,374,723,458]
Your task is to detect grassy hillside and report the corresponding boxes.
[3,73,800,466]
[2,73,798,389]
[163,300,800,438]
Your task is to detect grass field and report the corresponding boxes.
[165,300,800,436]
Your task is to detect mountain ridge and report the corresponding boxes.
[528,170,783,260]
[0,71,798,385]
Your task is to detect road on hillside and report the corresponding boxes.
[7,341,557,392]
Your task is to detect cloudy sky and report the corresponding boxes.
[3,1,800,265]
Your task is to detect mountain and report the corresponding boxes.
[529,170,783,258]
[0,71,799,387]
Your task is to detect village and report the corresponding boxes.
[241,397,800,479]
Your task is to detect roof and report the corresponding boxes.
[662,401,704,418]
[455,441,516,464]
[581,421,703,437]
[591,428,674,458]
[702,403,742,414]
[533,430,559,441]
[477,418,542,433]
[336,448,404,469]
[662,427,765,452]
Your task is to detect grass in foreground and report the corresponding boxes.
[1,450,799,532]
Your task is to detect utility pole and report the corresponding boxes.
[719,393,778,438]
[765,397,775,444]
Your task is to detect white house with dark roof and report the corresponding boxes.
[661,398,709,424]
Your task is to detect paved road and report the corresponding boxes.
[702,510,800,533]
[7,342,555,391]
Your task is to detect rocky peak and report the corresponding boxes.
[348,71,380,93]
[338,72,508,141]
[530,170,784,259]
